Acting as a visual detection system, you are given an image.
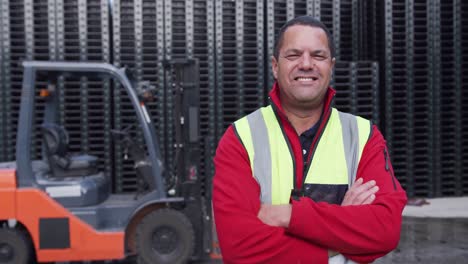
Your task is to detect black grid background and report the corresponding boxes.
[1,0,467,198]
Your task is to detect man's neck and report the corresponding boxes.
[282,103,323,135]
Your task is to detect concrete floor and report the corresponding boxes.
[53,197,468,264]
[375,197,468,264]
[375,217,468,264]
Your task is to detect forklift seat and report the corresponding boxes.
[41,123,98,178]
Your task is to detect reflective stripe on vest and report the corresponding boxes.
[234,105,371,205]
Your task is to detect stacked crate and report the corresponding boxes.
[214,0,265,139]
[112,0,166,192]
[2,0,51,162]
[433,0,454,196]
[338,0,353,61]
[0,0,5,162]
[413,0,433,197]
[28,0,49,160]
[2,0,15,162]
[57,0,112,177]
[1,0,466,198]
[384,0,411,195]
[333,61,379,126]
[354,0,384,61]
[384,0,435,197]
[360,1,386,136]
[461,0,468,194]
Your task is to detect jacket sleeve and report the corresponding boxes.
[213,126,329,264]
[286,125,407,263]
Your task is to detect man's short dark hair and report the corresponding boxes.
[273,16,335,60]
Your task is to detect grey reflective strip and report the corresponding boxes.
[247,110,272,204]
[338,111,360,187]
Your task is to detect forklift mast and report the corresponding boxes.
[166,59,200,194]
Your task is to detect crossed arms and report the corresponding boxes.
[212,125,407,264]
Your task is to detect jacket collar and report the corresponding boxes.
[268,81,336,123]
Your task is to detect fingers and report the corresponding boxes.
[342,178,379,206]
[341,178,363,205]
[361,193,376,205]
[356,185,378,204]
[354,179,376,195]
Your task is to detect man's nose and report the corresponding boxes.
[299,54,313,70]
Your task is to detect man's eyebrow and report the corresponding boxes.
[283,49,328,55]
[311,50,327,55]
[283,48,302,54]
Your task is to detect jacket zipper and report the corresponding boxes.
[384,147,397,190]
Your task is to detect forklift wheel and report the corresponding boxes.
[0,228,33,264]
[136,208,195,264]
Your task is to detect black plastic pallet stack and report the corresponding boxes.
[359,0,386,136]
[461,0,468,195]
[411,0,433,197]
[433,0,454,196]
[384,0,434,197]
[2,0,51,162]
[214,0,265,139]
[57,0,112,177]
[1,0,467,199]
[359,0,384,61]
[333,61,379,126]
[1,0,14,162]
[338,0,352,61]
[0,0,5,162]
[163,0,216,193]
[30,0,51,161]
[384,0,411,196]
[112,0,166,193]
[29,0,49,160]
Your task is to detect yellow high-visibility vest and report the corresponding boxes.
[234,105,371,205]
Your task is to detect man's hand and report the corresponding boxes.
[258,178,378,226]
[341,178,379,206]
[257,204,292,227]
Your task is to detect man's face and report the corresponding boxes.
[272,25,335,109]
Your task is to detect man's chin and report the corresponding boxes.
[293,93,322,103]
[293,98,322,109]
[292,92,327,108]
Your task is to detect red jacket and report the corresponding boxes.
[212,83,407,264]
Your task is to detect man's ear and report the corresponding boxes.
[331,57,336,68]
[271,56,278,80]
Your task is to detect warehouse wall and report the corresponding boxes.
[0,0,467,197]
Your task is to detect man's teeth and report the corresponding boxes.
[297,77,316,81]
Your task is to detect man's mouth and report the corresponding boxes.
[294,76,318,81]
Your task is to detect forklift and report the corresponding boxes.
[0,60,215,263]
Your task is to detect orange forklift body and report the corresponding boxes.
[0,169,125,262]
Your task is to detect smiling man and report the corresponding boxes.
[212,16,407,264]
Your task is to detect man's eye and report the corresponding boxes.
[286,54,299,59]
